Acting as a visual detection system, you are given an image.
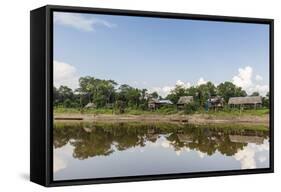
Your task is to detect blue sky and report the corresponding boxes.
[53,12,270,96]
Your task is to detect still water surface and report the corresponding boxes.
[53,122,269,180]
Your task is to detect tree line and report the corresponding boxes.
[53,76,269,111]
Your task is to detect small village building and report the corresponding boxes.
[158,99,173,105]
[177,134,194,144]
[148,98,158,110]
[206,96,224,110]
[148,98,173,110]
[228,96,262,109]
[84,102,96,109]
[177,96,194,109]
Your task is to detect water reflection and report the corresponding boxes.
[53,122,269,180]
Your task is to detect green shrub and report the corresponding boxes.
[184,102,200,114]
[156,105,178,114]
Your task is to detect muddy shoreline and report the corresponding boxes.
[54,113,269,125]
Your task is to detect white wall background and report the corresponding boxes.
[0,0,279,191]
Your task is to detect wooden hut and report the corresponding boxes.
[148,98,158,110]
[207,96,224,110]
[177,96,194,109]
[148,98,173,110]
[177,134,194,144]
[228,96,262,109]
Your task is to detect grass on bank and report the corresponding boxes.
[54,105,269,117]
[54,119,269,132]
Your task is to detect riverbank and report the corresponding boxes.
[54,113,269,125]
[54,107,269,116]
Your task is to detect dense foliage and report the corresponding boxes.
[53,76,269,112]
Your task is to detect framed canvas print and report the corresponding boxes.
[30,5,274,187]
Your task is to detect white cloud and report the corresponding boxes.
[232,66,269,96]
[232,66,253,89]
[255,74,263,81]
[175,147,191,156]
[176,80,191,88]
[54,60,79,90]
[234,144,256,169]
[234,141,269,169]
[53,152,67,173]
[132,81,148,86]
[54,12,115,31]
[249,84,269,96]
[197,151,207,159]
[149,80,191,97]
[161,140,171,148]
[150,86,174,98]
[259,156,267,163]
[197,77,207,85]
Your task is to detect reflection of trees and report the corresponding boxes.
[167,127,268,156]
[216,135,245,156]
[53,124,80,148]
[111,123,146,150]
[71,130,114,160]
[53,122,269,159]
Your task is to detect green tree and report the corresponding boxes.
[166,85,187,104]
[53,86,59,106]
[116,84,141,108]
[217,81,247,103]
[56,86,77,107]
[262,92,270,108]
[77,76,117,108]
[196,81,217,106]
[151,91,159,99]
[251,92,260,96]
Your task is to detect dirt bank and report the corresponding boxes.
[54,113,269,125]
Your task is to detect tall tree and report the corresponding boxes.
[251,92,260,96]
[217,81,247,102]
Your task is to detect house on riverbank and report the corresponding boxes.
[228,96,262,109]
[148,98,173,110]
[177,96,194,109]
[206,96,224,110]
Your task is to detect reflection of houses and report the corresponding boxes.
[177,96,193,109]
[83,127,93,133]
[84,102,96,109]
[147,128,156,134]
[207,96,224,110]
[228,96,262,109]
[146,128,159,141]
[229,135,264,144]
[148,99,173,110]
[177,134,195,144]
[146,134,159,142]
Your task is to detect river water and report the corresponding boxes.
[53,121,270,181]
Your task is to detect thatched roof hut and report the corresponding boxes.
[148,98,172,110]
[177,134,194,143]
[207,96,224,108]
[177,96,194,105]
[84,102,96,108]
[228,96,262,105]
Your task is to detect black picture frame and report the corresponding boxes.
[30,4,274,187]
